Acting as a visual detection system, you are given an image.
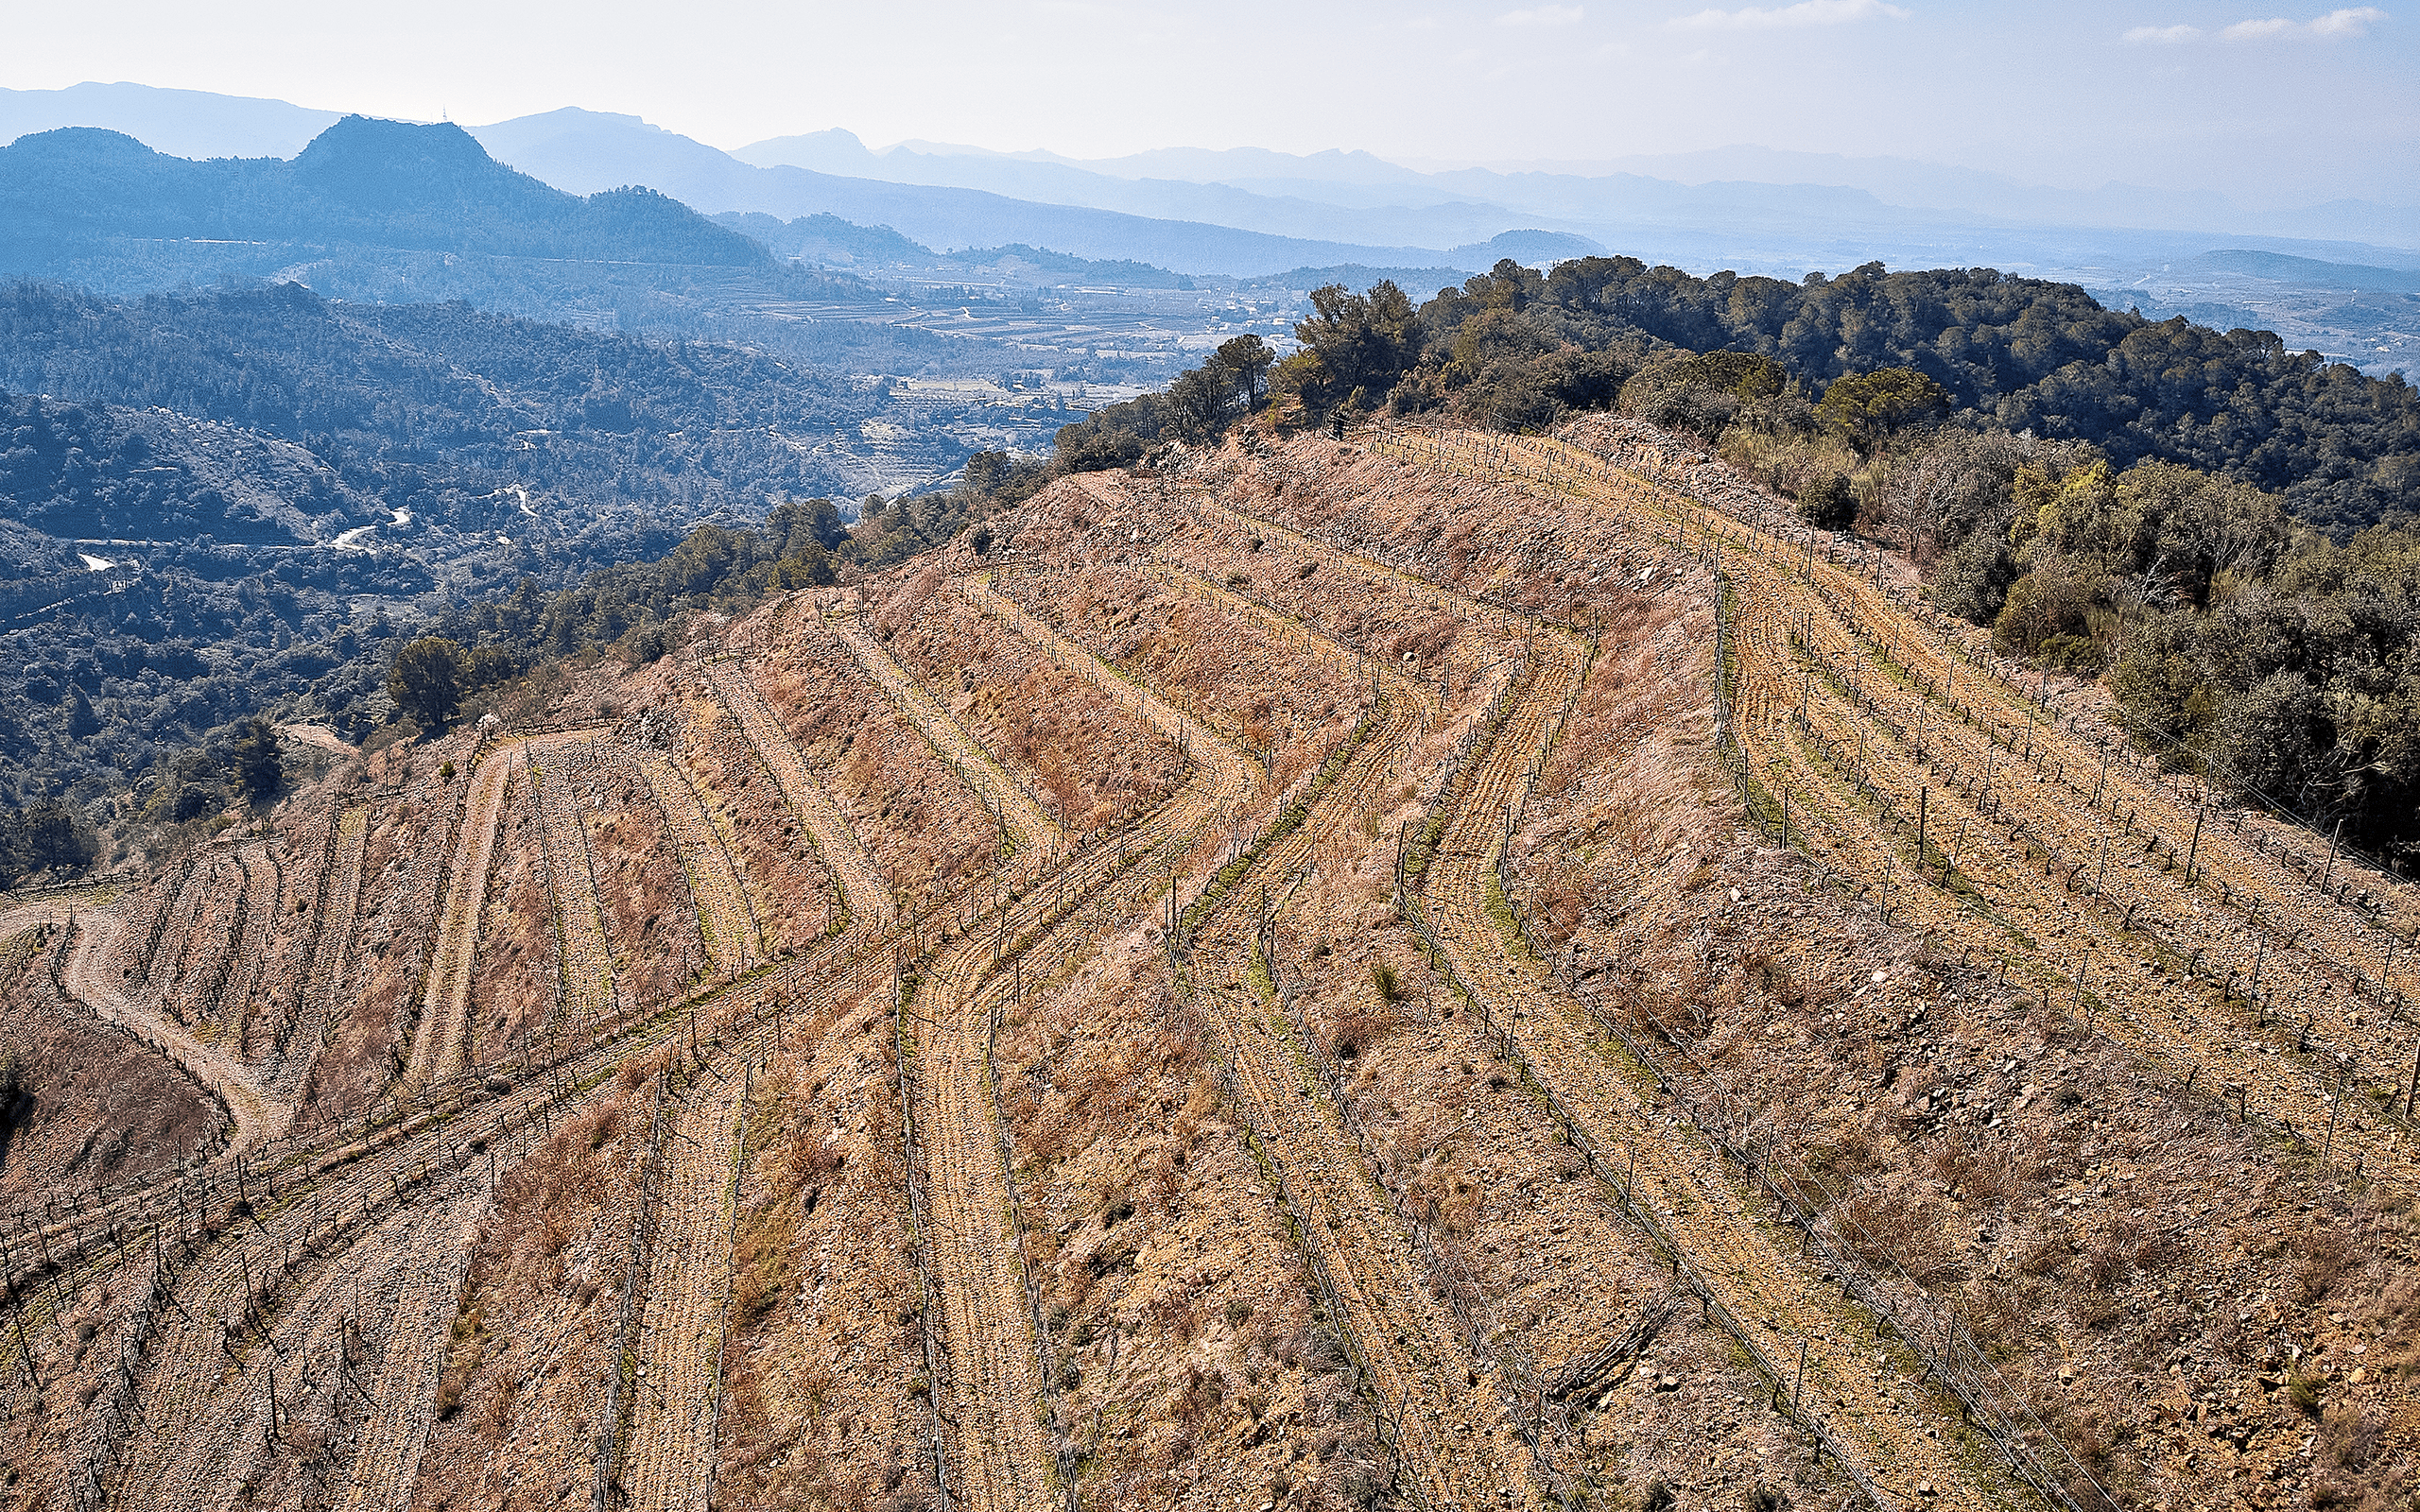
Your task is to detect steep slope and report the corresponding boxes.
[5,424,2417,1512]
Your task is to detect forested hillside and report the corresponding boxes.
[0,390,372,545]
[1065,260,2420,862]
[1087,258,2417,535]
[0,280,887,526]
[4,116,769,266]
[0,280,983,841]
[0,116,891,339]
[1511,258,2420,535]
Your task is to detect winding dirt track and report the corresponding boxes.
[24,778,1006,1511]
[829,609,1068,856]
[1435,644,2004,1512]
[697,651,893,931]
[228,842,283,1054]
[618,612,1086,1512]
[1197,705,1531,1510]
[0,882,126,942]
[60,907,285,1152]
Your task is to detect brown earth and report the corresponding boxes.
[2,424,2410,1512]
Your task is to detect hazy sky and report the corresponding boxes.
[5,1,2412,203]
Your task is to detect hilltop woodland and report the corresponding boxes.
[1062,259,2420,863]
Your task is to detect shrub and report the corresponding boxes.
[1933,530,2017,624]
[2034,632,2105,675]
[1796,472,1858,530]
[2290,1371,2323,1418]
[1992,569,2099,660]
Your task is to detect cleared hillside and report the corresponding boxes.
[0,423,2411,1512]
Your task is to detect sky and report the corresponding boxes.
[3,1,2412,206]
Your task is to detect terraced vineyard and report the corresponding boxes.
[5,423,2412,1512]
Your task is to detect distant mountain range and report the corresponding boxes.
[720,123,2420,257]
[0,81,339,162]
[0,116,896,345]
[466,109,1599,277]
[476,109,2420,280]
[2,116,769,266]
[9,85,2414,282]
[3,84,2415,374]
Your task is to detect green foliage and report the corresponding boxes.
[1386,261,1640,430]
[2290,1372,2323,1419]
[1053,402,1159,473]
[1991,568,2099,660]
[1216,335,1276,407]
[226,718,283,804]
[1621,350,1788,440]
[1816,367,1951,451]
[1224,254,2420,528]
[1276,279,1423,426]
[388,637,468,732]
[1370,961,1403,1004]
[0,799,96,885]
[1796,472,1858,529]
[1038,253,2420,862]
[1165,364,1241,444]
[1930,530,2018,623]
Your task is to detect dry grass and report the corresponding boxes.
[866,556,1184,834]
[576,744,700,1006]
[709,990,928,1512]
[412,1082,645,1511]
[740,607,995,907]
[0,931,229,1200]
[990,923,1340,1509]
[51,424,2420,1512]
[676,694,838,954]
[467,774,558,1059]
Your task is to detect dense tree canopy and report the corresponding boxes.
[1096,256,2417,535]
[387,638,468,731]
